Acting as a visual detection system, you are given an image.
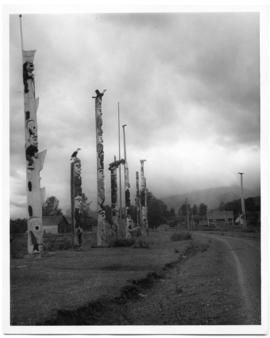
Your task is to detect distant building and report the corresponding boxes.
[207,210,234,227]
[42,215,71,234]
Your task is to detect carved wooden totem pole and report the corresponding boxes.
[21,25,46,254]
[93,89,107,246]
[135,171,141,228]
[109,158,125,239]
[70,148,82,245]
[140,160,149,234]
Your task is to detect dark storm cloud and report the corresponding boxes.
[9,12,260,217]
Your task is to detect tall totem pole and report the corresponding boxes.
[20,16,46,254]
[135,171,141,227]
[71,149,82,245]
[140,160,149,234]
[93,89,106,246]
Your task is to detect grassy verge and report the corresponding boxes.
[11,230,192,325]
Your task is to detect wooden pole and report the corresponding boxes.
[20,15,46,254]
[118,102,123,237]
[93,90,106,246]
[70,161,74,249]
[238,172,247,229]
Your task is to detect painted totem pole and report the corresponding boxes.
[71,148,82,245]
[140,160,149,234]
[109,158,125,239]
[93,89,106,246]
[21,27,46,254]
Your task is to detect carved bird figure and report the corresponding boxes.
[71,148,81,160]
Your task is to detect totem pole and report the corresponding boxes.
[71,148,82,246]
[140,160,149,235]
[109,157,125,239]
[20,15,46,254]
[122,124,132,238]
[135,171,141,228]
[93,89,106,246]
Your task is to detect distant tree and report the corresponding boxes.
[192,204,198,215]
[170,208,175,217]
[223,196,260,227]
[147,191,168,228]
[10,218,27,234]
[179,203,190,216]
[219,201,225,211]
[199,203,207,216]
[42,196,62,216]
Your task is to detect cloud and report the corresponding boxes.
[9,12,260,217]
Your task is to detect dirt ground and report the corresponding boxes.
[10,230,261,326]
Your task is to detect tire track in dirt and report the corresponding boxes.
[195,232,260,324]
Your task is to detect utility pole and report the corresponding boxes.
[238,172,247,229]
[185,198,190,231]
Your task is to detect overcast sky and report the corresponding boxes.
[9,12,260,218]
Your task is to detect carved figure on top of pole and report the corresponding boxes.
[92,89,107,247]
[19,15,46,254]
[140,159,149,235]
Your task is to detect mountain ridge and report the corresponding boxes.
[159,185,260,211]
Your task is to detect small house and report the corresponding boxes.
[42,215,71,234]
[207,210,234,227]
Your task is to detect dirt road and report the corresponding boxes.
[194,232,261,324]
[46,232,261,325]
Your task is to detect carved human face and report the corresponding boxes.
[74,196,82,209]
[26,61,34,75]
[74,161,81,177]
[28,218,42,233]
[27,120,37,146]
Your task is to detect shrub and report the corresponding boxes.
[111,238,135,247]
[132,237,150,249]
[170,231,191,241]
[43,234,72,251]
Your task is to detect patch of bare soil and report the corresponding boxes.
[40,237,246,325]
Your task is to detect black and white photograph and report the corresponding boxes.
[4,4,269,334]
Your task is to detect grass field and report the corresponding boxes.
[10,230,192,325]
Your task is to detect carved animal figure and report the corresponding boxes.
[71,148,81,161]
[23,61,34,94]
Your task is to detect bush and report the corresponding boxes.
[111,238,135,247]
[132,237,150,249]
[10,234,27,258]
[170,231,191,241]
[43,234,73,251]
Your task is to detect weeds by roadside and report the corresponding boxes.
[171,231,192,241]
